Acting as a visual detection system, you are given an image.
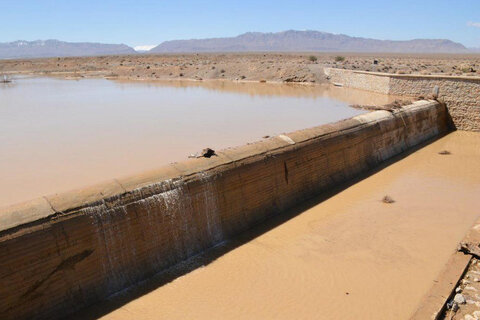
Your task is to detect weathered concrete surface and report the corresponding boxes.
[0,101,448,320]
[324,68,480,132]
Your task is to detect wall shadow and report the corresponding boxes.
[442,101,457,131]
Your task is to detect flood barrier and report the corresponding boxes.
[0,100,448,319]
[324,68,480,132]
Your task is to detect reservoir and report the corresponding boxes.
[0,77,393,207]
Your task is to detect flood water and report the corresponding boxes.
[0,77,396,207]
[75,131,480,320]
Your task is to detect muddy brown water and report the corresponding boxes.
[73,131,480,320]
[0,77,399,207]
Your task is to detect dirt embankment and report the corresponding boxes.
[1,53,479,84]
[323,53,480,76]
[0,53,326,83]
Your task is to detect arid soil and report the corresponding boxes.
[0,53,325,83]
[1,53,480,84]
[325,53,480,76]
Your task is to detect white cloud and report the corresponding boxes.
[133,45,157,52]
[467,21,480,28]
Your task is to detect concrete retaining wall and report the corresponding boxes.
[0,101,448,320]
[324,68,480,132]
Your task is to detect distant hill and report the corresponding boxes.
[151,30,469,53]
[0,40,135,59]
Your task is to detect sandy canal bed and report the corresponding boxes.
[71,131,480,320]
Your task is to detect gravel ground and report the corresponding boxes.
[1,53,479,83]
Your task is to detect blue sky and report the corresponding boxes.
[1,0,479,48]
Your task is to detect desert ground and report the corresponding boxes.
[1,52,480,83]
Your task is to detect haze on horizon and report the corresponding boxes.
[0,0,479,48]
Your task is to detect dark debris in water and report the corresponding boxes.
[201,148,216,158]
[188,147,217,159]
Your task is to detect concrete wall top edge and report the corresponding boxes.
[0,197,55,232]
[0,100,437,233]
[353,110,393,124]
[324,67,480,82]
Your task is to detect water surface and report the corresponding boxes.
[0,77,393,206]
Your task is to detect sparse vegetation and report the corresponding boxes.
[2,53,479,83]
[308,55,317,62]
[461,67,475,73]
[335,56,345,62]
[382,195,395,204]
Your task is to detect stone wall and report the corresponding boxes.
[0,101,448,320]
[325,68,391,94]
[324,68,480,131]
[388,77,480,132]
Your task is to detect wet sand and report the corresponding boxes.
[0,77,399,207]
[76,131,480,320]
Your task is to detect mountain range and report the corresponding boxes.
[0,40,135,59]
[150,30,469,53]
[0,31,477,59]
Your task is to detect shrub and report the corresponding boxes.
[334,56,345,62]
[461,67,473,73]
[308,55,318,62]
